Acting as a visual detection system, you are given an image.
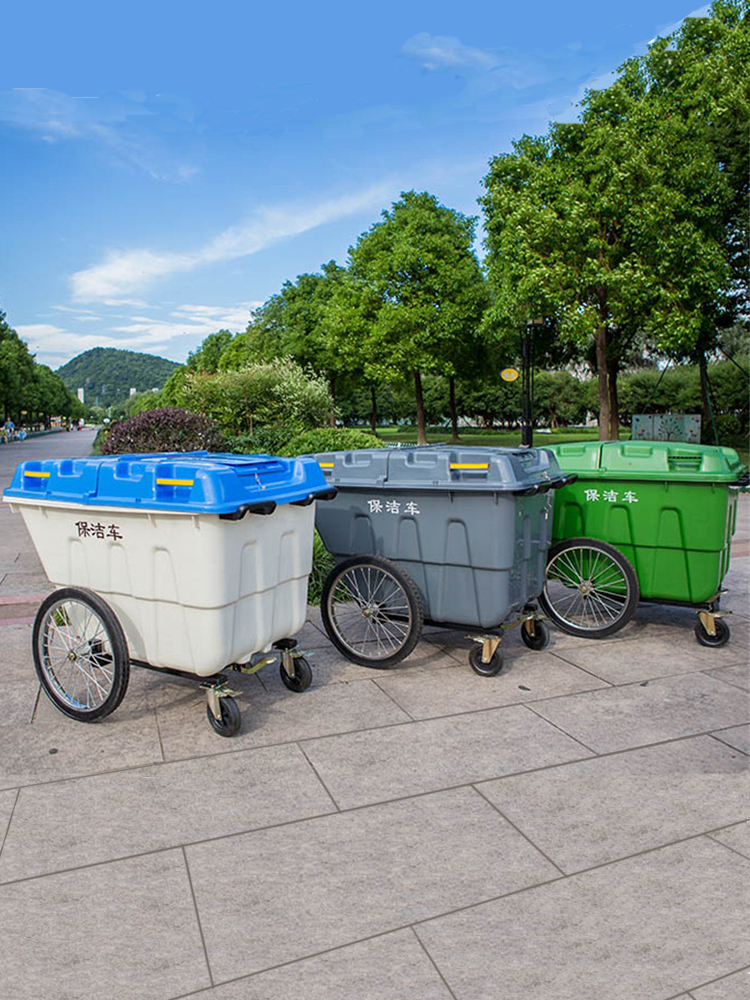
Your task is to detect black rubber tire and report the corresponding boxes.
[694,618,731,648]
[32,587,130,722]
[540,537,639,638]
[468,645,504,677]
[321,555,424,667]
[206,695,242,737]
[521,619,551,651]
[280,655,312,692]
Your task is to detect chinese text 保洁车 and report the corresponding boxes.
[584,489,639,503]
[75,521,124,540]
[367,498,421,515]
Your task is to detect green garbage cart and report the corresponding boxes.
[539,440,747,646]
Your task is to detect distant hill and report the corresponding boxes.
[56,348,180,407]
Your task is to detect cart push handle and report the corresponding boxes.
[513,473,577,497]
[219,487,338,520]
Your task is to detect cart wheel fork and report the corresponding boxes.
[467,634,502,665]
[201,677,239,721]
[697,608,726,638]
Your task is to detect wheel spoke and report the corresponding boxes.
[328,562,416,661]
[545,544,634,633]
[38,598,117,712]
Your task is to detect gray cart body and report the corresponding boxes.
[313,446,567,629]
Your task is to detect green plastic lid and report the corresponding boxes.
[545,441,746,483]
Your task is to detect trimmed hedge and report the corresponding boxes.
[277,427,384,457]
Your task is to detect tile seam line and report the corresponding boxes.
[153,705,167,762]
[470,783,567,876]
[684,964,750,996]
[2,795,746,890]
[546,648,618,684]
[523,700,750,756]
[295,741,342,812]
[371,676,418,721]
[0,787,20,859]
[409,925,459,1000]
[7,697,602,792]
[709,732,750,756]
[522,702,598,754]
[4,721,741,798]
[704,830,750,862]
[702,672,750,694]
[180,846,215,990]
[159,926,458,999]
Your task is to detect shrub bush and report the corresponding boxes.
[307,531,336,606]
[177,360,333,435]
[99,408,225,455]
[277,426,384,457]
[225,426,297,456]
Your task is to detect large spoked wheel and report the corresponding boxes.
[32,587,130,722]
[321,555,424,667]
[539,538,639,638]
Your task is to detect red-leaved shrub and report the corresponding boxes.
[99,408,225,455]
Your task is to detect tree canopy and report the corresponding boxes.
[342,190,488,443]
[1,310,83,423]
[481,0,748,438]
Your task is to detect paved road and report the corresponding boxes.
[0,426,98,477]
[0,433,747,1000]
[0,427,99,617]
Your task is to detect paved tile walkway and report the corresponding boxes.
[0,429,747,999]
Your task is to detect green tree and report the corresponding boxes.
[185,330,234,373]
[344,191,488,444]
[481,1,745,439]
[220,263,348,424]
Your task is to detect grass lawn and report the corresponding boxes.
[375,425,624,448]
[375,425,748,465]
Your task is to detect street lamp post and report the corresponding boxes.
[521,317,543,447]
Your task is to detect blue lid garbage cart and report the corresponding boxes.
[3,452,335,736]
[312,446,572,675]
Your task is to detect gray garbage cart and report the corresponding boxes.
[313,446,572,674]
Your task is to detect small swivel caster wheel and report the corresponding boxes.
[280,655,312,692]
[206,695,242,737]
[521,619,550,651]
[469,645,504,677]
[694,618,730,648]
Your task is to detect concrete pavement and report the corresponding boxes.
[0,429,747,999]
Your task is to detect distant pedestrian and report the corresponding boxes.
[3,418,15,444]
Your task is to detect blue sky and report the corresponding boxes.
[0,1,708,369]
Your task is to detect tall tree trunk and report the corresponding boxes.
[414,369,427,445]
[448,376,460,442]
[328,375,337,428]
[698,351,714,443]
[369,385,378,435]
[595,325,611,441]
[606,351,620,441]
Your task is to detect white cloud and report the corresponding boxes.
[402,33,497,72]
[70,183,393,303]
[1,89,201,182]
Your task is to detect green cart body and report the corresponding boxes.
[540,440,747,643]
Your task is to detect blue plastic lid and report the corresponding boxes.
[3,452,331,515]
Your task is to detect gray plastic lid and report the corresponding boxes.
[313,446,564,492]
